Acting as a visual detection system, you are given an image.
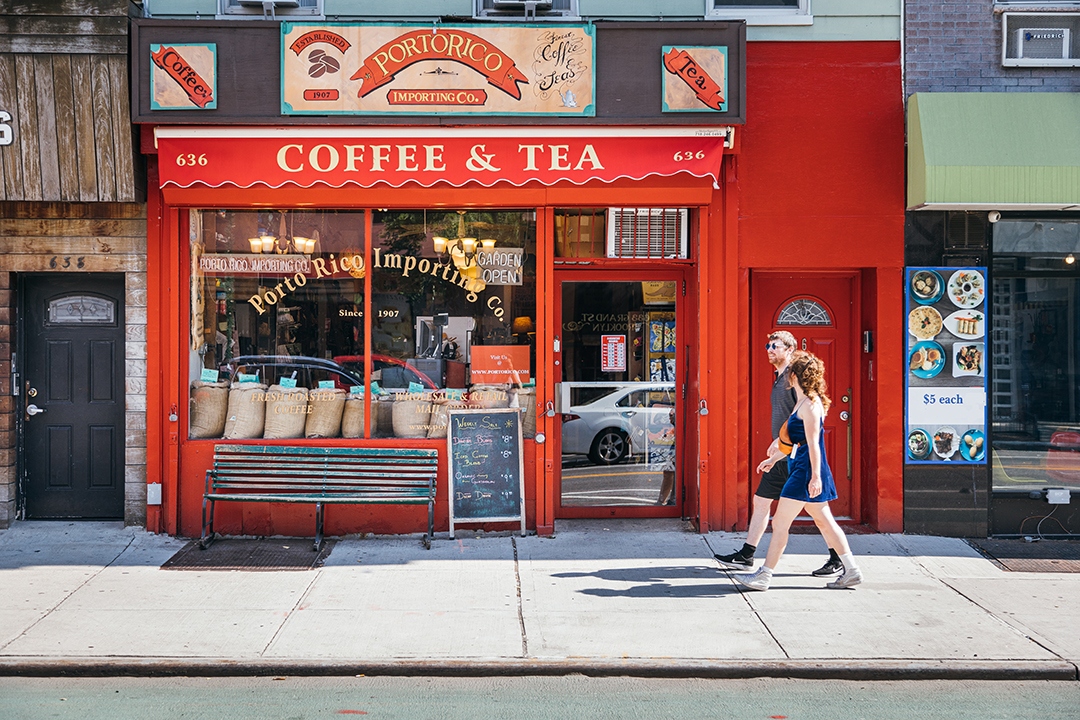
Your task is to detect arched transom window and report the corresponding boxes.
[776,298,832,326]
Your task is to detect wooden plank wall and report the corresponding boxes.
[0,1,139,202]
[0,201,148,527]
[0,1,130,54]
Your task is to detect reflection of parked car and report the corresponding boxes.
[333,355,438,390]
[561,385,676,465]
[220,356,363,391]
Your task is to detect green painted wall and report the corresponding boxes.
[143,0,900,42]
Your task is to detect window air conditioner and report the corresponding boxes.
[606,208,689,259]
[1015,28,1070,59]
[476,0,576,19]
[493,0,553,8]
[223,0,319,18]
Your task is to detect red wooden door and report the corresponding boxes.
[752,272,859,520]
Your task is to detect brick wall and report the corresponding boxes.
[906,1,1080,95]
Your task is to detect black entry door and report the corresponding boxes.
[21,274,125,518]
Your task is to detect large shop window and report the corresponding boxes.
[188,209,537,442]
[991,219,1080,493]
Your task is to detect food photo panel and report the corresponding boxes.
[904,266,988,464]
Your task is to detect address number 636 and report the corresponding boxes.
[176,153,208,166]
[673,151,707,161]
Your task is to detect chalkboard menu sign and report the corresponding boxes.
[447,408,526,538]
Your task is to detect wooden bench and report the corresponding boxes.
[200,444,438,551]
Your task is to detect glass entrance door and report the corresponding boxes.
[555,274,682,515]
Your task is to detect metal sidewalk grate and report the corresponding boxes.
[161,538,335,571]
[968,539,1080,573]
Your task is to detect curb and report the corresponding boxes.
[1,658,1076,681]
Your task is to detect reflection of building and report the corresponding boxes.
[905,1,1080,536]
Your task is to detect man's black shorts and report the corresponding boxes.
[754,460,789,501]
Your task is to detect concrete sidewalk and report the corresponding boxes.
[0,520,1076,680]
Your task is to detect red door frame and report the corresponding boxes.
[551,267,688,520]
[750,270,863,524]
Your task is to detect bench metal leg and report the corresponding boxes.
[424,499,434,550]
[199,497,216,550]
[314,501,324,552]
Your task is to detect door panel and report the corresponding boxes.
[554,272,683,517]
[22,274,126,519]
[753,274,857,520]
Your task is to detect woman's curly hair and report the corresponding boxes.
[789,351,831,413]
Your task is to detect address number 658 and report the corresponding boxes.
[176,153,208,166]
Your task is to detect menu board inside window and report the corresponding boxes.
[905,267,988,464]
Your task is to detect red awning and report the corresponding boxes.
[155,127,731,190]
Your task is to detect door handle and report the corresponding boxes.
[26,404,45,416]
[844,387,852,480]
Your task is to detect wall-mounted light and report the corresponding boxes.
[1066,254,1076,265]
[988,210,1001,223]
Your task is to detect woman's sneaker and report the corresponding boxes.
[714,551,753,570]
[826,567,863,589]
[732,567,772,591]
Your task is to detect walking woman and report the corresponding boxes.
[733,351,863,591]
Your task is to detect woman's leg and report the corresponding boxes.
[803,502,863,587]
[803,502,852,557]
[763,498,805,570]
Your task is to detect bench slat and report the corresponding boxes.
[214,444,436,458]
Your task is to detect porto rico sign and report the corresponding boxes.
[281,23,595,117]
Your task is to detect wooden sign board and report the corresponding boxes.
[447,408,525,538]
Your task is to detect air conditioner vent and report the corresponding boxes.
[606,208,689,259]
[946,212,988,251]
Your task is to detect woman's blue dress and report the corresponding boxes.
[781,406,838,503]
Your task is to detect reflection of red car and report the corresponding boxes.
[1046,431,1080,484]
[333,355,438,390]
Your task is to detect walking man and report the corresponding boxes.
[713,330,842,576]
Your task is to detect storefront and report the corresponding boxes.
[133,18,906,539]
[0,0,143,529]
[906,92,1080,536]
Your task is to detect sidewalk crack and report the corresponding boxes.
[0,530,138,652]
[889,535,1070,663]
[701,536,790,659]
[261,567,321,657]
[512,536,528,658]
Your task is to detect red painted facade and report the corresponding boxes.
[143,40,906,538]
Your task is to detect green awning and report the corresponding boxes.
[908,92,1080,211]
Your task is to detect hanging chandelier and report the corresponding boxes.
[432,211,494,294]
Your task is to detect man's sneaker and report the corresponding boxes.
[714,551,753,570]
[732,568,772,591]
[811,556,844,577]
[826,567,863,589]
